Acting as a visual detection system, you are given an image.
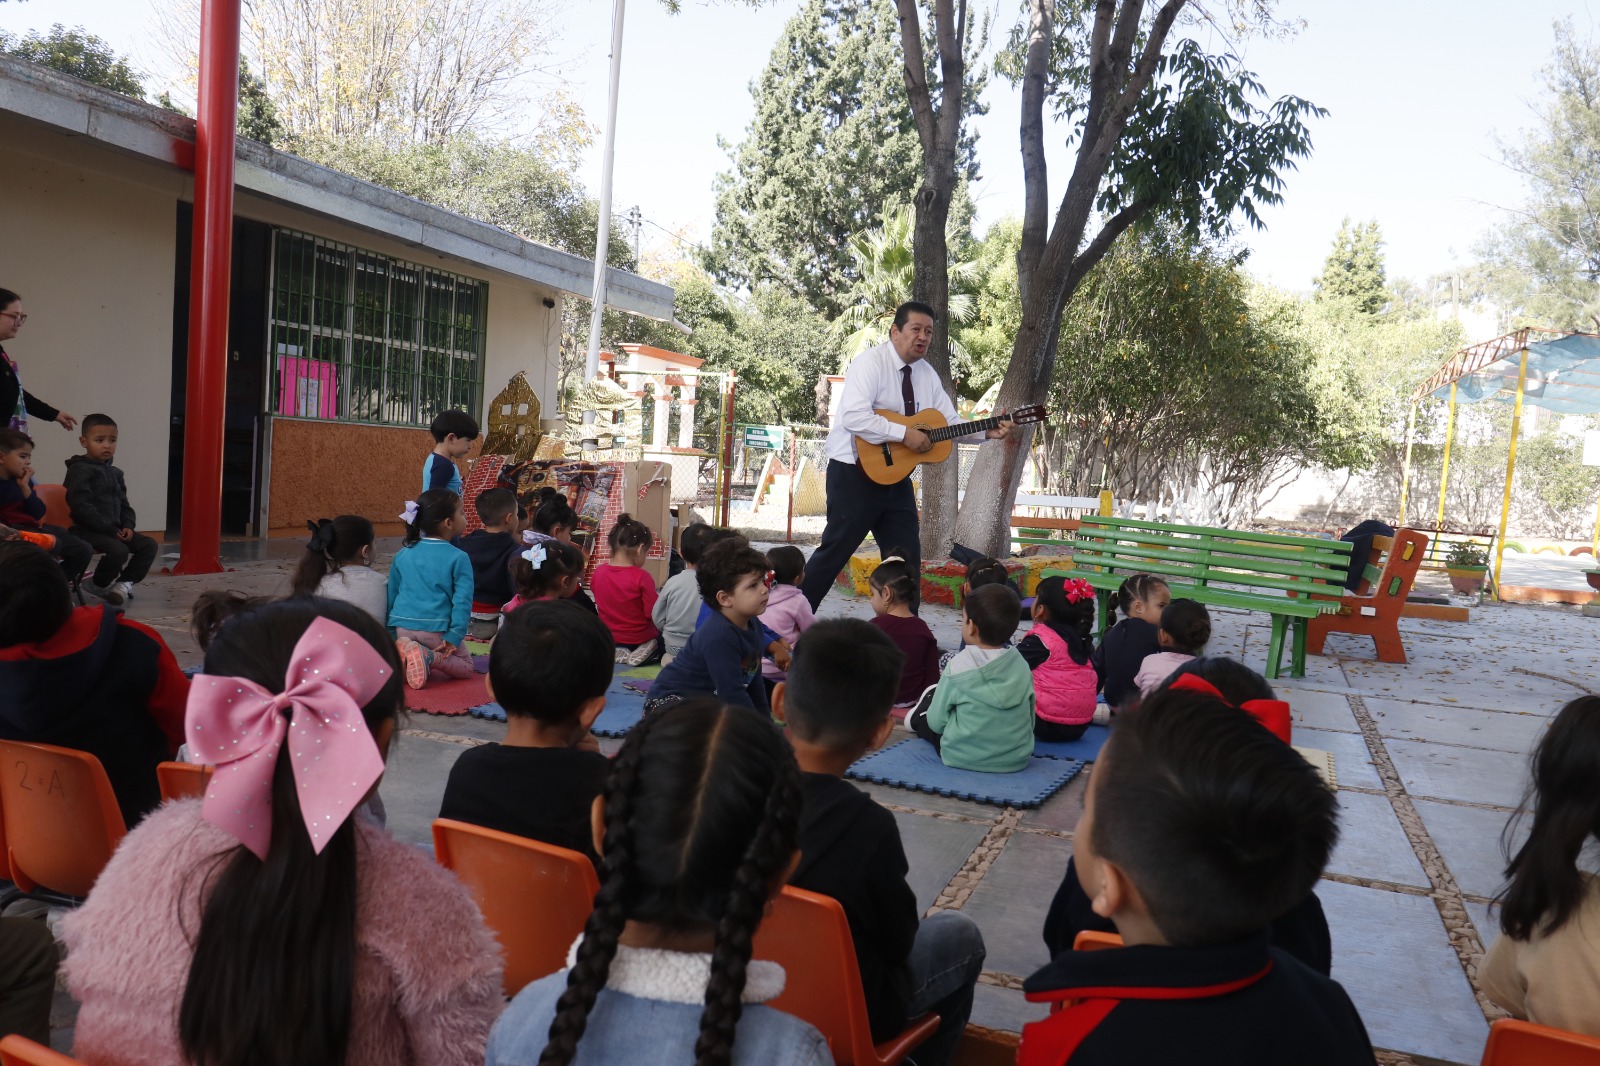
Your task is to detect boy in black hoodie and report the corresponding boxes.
[0,540,188,827]
[62,413,157,607]
[773,618,986,1066]
[456,487,522,637]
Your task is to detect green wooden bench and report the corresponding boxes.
[1049,515,1353,679]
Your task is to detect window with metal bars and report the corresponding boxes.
[267,229,487,427]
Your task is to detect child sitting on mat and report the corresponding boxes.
[908,584,1035,773]
[647,540,773,716]
[868,555,940,708]
[1042,657,1329,976]
[591,513,661,666]
[457,487,522,639]
[775,618,987,1066]
[523,487,598,615]
[503,537,586,617]
[388,489,475,690]
[1093,572,1170,713]
[938,556,1016,671]
[1134,597,1212,697]
[759,544,815,699]
[1017,576,1099,743]
[1021,679,1367,1065]
[652,522,737,663]
[438,600,612,863]
[291,515,387,624]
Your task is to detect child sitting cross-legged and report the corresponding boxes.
[388,489,475,689]
[652,523,739,664]
[1020,683,1369,1066]
[485,698,829,1066]
[457,487,522,637]
[1133,597,1211,697]
[438,600,613,862]
[61,596,504,1066]
[503,536,587,615]
[1092,573,1169,713]
[290,514,387,624]
[523,487,599,615]
[1042,657,1330,977]
[908,583,1036,773]
[868,554,940,708]
[591,513,661,666]
[774,618,987,1066]
[1017,576,1100,743]
[646,540,773,716]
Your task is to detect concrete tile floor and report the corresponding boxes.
[81,550,1600,1064]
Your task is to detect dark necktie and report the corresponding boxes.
[901,365,916,416]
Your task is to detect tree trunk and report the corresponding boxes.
[912,181,962,561]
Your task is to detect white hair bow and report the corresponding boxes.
[399,500,419,525]
[521,542,548,569]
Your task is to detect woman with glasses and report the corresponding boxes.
[1,288,77,436]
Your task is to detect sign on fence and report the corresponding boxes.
[743,425,786,450]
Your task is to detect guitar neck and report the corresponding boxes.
[926,414,1006,443]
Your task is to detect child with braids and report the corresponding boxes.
[61,596,504,1066]
[1018,576,1100,742]
[775,619,987,1066]
[504,537,588,616]
[647,541,774,715]
[388,489,475,689]
[291,515,386,623]
[485,697,829,1066]
[1092,572,1170,711]
[868,554,940,708]
[1134,597,1212,697]
[1481,695,1600,1036]
[592,513,661,665]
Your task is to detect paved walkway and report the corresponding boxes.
[99,540,1600,1066]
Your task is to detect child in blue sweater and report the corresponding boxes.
[388,489,475,689]
[646,540,772,715]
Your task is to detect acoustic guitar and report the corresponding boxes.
[854,404,1048,486]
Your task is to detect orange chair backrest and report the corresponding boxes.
[0,1035,85,1065]
[1482,1018,1600,1066]
[431,818,599,998]
[33,484,72,530]
[1072,930,1124,952]
[0,741,126,898]
[157,761,214,803]
[752,885,882,1066]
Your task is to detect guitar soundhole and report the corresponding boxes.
[881,444,894,466]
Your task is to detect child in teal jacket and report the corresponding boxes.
[908,585,1036,773]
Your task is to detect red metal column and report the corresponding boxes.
[172,0,241,575]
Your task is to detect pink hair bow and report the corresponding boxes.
[1062,578,1095,604]
[184,618,392,860]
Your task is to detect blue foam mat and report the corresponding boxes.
[1032,724,1109,763]
[846,738,1083,808]
[465,677,649,736]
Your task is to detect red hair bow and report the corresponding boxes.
[1061,578,1095,604]
[1167,672,1292,744]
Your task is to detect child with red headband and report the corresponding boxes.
[1017,576,1100,742]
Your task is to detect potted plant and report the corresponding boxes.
[1444,541,1490,594]
[1585,566,1600,593]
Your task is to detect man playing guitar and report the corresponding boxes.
[800,301,1014,612]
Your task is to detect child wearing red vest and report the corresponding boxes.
[1016,576,1099,742]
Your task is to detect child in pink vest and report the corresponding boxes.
[1017,576,1100,742]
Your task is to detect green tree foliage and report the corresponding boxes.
[707,0,957,317]
[1481,20,1600,330]
[1315,218,1388,313]
[237,61,283,146]
[955,218,1023,399]
[1,24,145,98]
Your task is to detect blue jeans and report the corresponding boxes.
[904,910,986,1066]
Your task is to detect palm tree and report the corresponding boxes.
[832,204,979,368]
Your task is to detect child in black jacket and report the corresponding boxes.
[62,413,156,606]
[774,619,986,1066]
[1090,573,1168,710]
[1020,684,1370,1066]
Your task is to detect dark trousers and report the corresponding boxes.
[0,916,59,1046]
[34,523,91,585]
[800,460,921,611]
[1034,718,1088,742]
[73,528,158,587]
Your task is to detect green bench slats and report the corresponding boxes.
[1055,516,1353,681]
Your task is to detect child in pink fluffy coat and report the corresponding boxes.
[61,598,504,1066]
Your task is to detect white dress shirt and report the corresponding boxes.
[823,340,979,464]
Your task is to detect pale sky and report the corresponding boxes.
[5,0,1595,292]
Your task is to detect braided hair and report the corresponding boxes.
[1111,572,1168,625]
[1032,575,1094,665]
[537,699,803,1066]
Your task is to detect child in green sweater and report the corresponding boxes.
[908,584,1036,772]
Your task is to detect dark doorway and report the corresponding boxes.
[167,205,272,535]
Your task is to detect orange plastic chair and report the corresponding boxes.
[156,761,214,802]
[0,741,126,899]
[0,1035,84,1066]
[1481,1018,1600,1065]
[32,485,72,530]
[1071,930,1123,952]
[431,818,599,997]
[751,885,939,1066]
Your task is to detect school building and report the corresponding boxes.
[0,55,675,538]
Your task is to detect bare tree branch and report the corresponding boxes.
[894,0,938,154]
